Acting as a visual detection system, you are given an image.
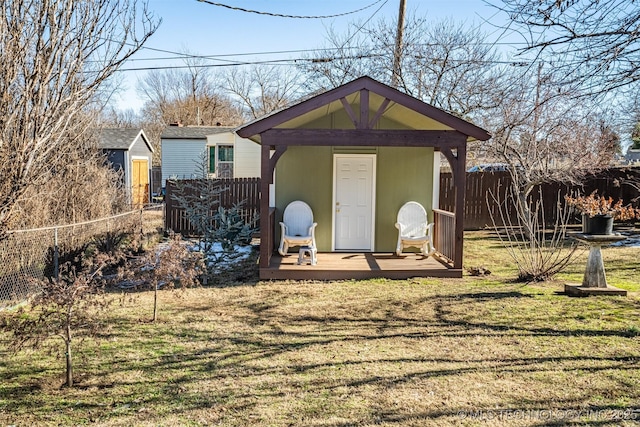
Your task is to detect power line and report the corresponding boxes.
[195,0,387,19]
[122,40,530,64]
[118,57,314,72]
[116,54,535,72]
[124,47,366,63]
[339,0,389,49]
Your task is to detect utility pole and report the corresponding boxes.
[391,0,406,88]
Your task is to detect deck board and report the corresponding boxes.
[261,252,461,280]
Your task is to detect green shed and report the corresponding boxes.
[237,76,490,280]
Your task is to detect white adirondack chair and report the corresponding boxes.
[395,201,435,257]
[278,201,317,256]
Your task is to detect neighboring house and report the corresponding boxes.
[160,125,261,185]
[99,128,154,207]
[624,148,640,165]
[237,75,490,280]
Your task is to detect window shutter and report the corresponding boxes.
[208,146,216,173]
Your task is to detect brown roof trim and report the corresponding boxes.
[236,76,490,141]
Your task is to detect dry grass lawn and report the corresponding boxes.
[0,231,639,426]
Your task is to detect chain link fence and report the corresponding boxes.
[0,205,164,310]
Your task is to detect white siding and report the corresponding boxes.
[233,135,261,178]
[161,132,260,185]
[206,132,261,178]
[207,132,235,146]
[161,139,207,185]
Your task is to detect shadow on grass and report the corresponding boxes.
[1,284,639,425]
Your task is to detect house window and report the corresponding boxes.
[217,145,234,178]
[208,145,234,178]
[218,145,234,162]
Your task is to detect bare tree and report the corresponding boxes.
[300,14,505,121]
[133,233,203,322]
[101,106,142,128]
[135,58,244,167]
[397,19,506,118]
[137,55,244,127]
[0,0,159,235]
[298,23,386,93]
[493,0,640,94]
[485,64,619,201]
[223,65,305,120]
[488,186,579,282]
[481,64,619,281]
[2,255,112,387]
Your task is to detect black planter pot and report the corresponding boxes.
[582,214,614,235]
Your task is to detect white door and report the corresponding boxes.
[333,155,376,251]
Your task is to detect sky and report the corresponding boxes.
[113,0,521,112]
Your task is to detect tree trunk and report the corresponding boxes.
[517,189,534,240]
[153,284,158,322]
[65,324,73,387]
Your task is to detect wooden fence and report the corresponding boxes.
[164,178,260,235]
[164,168,640,235]
[440,168,640,230]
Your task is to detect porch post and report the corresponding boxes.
[453,141,466,270]
[441,135,467,271]
[259,142,272,269]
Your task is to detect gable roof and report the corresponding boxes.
[99,128,154,152]
[161,126,234,140]
[237,76,490,143]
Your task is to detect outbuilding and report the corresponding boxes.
[237,76,491,280]
[99,128,154,207]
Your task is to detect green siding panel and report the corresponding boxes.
[276,146,334,251]
[375,146,434,252]
[303,107,408,130]
[276,145,434,253]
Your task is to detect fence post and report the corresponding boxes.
[139,208,144,244]
[54,227,59,280]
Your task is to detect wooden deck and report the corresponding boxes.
[260,251,461,280]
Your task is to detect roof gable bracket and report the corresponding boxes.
[340,97,358,129]
[359,89,369,129]
[237,76,491,141]
[441,144,466,186]
[369,97,391,129]
[339,89,387,130]
[441,146,459,174]
[268,146,287,184]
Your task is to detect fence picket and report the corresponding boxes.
[164,178,261,235]
[166,170,640,234]
[440,169,640,230]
